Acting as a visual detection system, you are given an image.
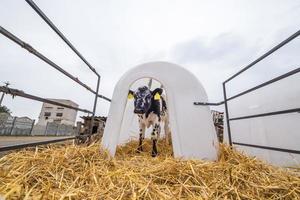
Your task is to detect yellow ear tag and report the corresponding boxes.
[154,93,161,100]
[128,93,134,99]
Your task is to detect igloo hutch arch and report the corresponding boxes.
[102,62,219,160]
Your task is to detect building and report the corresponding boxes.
[75,116,107,143]
[36,99,78,126]
[79,116,107,135]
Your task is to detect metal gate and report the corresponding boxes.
[195,29,300,155]
[0,0,111,151]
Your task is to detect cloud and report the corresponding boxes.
[1,0,300,120]
[171,33,257,65]
[168,29,300,104]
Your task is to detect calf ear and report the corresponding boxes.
[152,88,163,100]
[152,88,163,95]
[128,90,134,100]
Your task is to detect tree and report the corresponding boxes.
[0,106,11,114]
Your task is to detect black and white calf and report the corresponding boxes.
[128,86,170,157]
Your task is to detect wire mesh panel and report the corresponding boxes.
[0,114,34,136]
[44,122,75,136]
[0,114,14,136]
[11,118,34,136]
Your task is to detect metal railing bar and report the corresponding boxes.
[24,0,112,136]
[230,108,300,121]
[0,86,93,113]
[98,94,111,102]
[233,142,300,154]
[0,26,111,102]
[194,101,224,106]
[227,67,300,101]
[223,82,232,146]
[89,76,100,135]
[224,29,300,83]
[0,136,76,152]
[25,0,100,77]
[0,26,95,93]
[193,67,300,107]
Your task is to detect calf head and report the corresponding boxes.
[128,86,163,114]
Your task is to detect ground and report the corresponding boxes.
[0,139,299,199]
[0,136,73,157]
[0,136,72,147]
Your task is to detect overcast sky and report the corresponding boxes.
[0,0,299,121]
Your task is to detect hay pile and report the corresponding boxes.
[0,139,299,199]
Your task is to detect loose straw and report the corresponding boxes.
[0,139,299,199]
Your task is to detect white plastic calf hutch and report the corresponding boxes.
[101,62,219,160]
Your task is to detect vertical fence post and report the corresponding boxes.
[45,122,48,136]
[29,119,35,135]
[55,123,59,136]
[10,117,16,136]
[90,75,101,136]
[0,92,5,106]
[222,82,232,146]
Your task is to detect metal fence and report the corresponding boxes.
[2,1,299,155]
[0,98,78,139]
[0,114,35,136]
[195,29,300,155]
[0,0,111,151]
[45,122,75,136]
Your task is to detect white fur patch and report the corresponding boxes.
[138,112,159,128]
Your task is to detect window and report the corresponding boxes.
[56,113,63,117]
[57,107,64,110]
[45,106,53,109]
[44,112,51,117]
[54,119,61,123]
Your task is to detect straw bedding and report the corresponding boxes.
[0,139,299,199]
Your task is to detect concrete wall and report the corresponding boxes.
[31,122,76,136]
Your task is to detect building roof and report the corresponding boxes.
[80,116,107,121]
[46,99,79,107]
[18,116,33,121]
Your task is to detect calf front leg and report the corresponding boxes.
[151,123,160,157]
[137,123,145,153]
